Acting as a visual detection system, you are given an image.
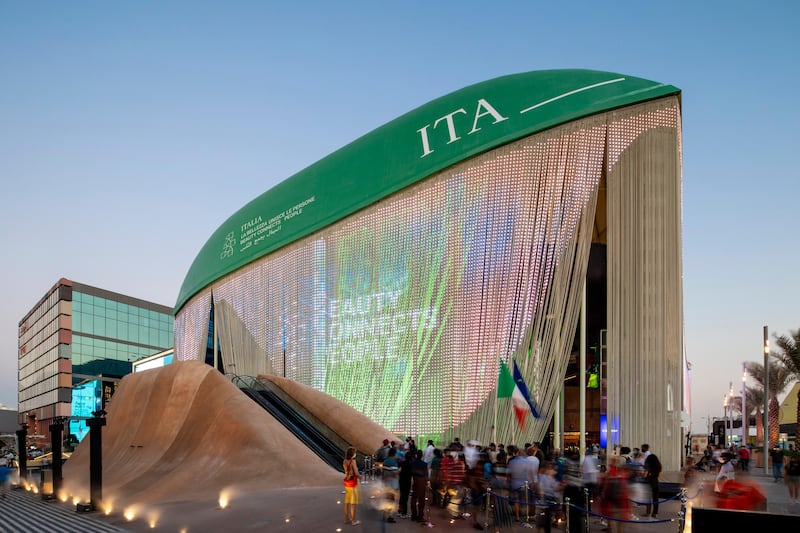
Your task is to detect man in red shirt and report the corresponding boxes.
[737,446,750,472]
[440,447,466,517]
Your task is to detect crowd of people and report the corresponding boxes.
[689,442,800,509]
[344,436,800,529]
[345,437,667,532]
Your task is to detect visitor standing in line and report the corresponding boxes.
[641,444,662,518]
[343,447,361,526]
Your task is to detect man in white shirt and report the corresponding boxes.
[464,440,480,469]
[641,443,652,460]
[423,440,435,466]
[582,448,600,512]
[715,452,735,493]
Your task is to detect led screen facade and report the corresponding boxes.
[175,71,683,468]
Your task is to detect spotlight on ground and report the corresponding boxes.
[124,506,138,521]
[218,490,230,509]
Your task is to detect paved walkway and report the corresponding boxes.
[2,470,797,532]
[0,487,131,533]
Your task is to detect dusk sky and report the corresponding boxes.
[2,1,798,435]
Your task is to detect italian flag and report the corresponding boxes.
[497,359,540,430]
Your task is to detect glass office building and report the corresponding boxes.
[18,279,173,443]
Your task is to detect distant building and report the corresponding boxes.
[779,382,798,448]
[18,279,173,444]
[132,348,174,373]
[0,406,18,435]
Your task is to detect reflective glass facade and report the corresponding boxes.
[18,279,173,443]
[71,291,173,378]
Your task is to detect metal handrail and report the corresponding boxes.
[231,374,351,471]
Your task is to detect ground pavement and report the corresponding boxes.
[2,470,797,532]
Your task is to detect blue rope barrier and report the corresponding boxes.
[628,491,682,505]
[462,492,485,505]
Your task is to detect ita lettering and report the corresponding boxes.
[417,98,508,158]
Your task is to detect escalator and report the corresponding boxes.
[231,375,352,472]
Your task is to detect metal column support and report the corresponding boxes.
[579,283,586,460]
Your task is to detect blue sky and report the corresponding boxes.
[1,1,798,435]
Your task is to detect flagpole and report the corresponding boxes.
[554,389,561,452]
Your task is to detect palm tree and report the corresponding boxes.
[730,386,763,446]
[772,328,800,438]
[745,359,791,447]
[747,385,765,446]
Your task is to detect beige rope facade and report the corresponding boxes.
[606,97,684,471]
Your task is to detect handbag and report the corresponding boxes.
[344,460,358,488]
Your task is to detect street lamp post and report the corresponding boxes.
[49,416,67,499]
[763,326,769,475]
[723,394,729,447]
[741,364,747,447]
[728,382,734,445]
[78,409,107,512]
[16,422,28,484]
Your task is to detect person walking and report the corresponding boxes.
[382,447,400,522]
[770,447,785,482]
[465,454,488,530]
[538,462,564,533]
[342,447,361,526]
[561,450,585,531]
[581,447,599,512]
[441,447,466,507]
[599,456,630,533]
[714,452,735,494]
[784,454,800,505]
[0,458,11,499]
[737,445,750,472]
[489,449,513,527]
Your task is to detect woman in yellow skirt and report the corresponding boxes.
[343,446,361,526]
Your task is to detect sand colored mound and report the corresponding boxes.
[259,374,398,455]
[63,361,342,506]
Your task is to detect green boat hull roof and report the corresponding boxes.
[176,69,680,313]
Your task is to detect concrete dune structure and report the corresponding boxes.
[63,361,394,504]
[173,70,685,471]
